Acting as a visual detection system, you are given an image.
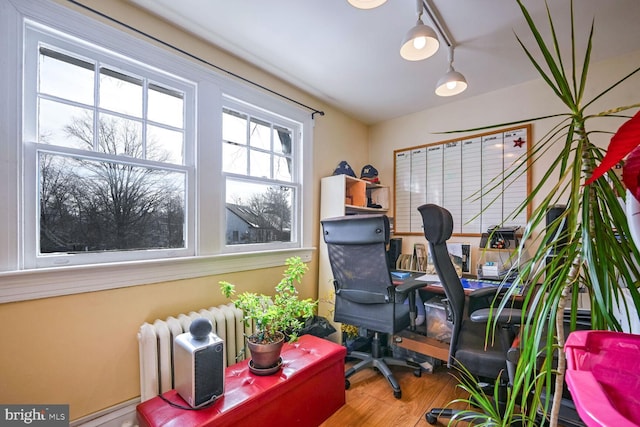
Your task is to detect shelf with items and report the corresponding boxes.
[343,176,389,214]
[477,227,523,280]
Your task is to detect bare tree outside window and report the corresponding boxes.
[36,46,187,256]
[39,115,185,253]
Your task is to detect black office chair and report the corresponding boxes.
[417,204,523,424]
[321,214,423,399]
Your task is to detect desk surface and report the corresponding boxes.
[392,270,525,295]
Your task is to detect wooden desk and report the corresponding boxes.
[136,335,346,427]
[393,272,527,362]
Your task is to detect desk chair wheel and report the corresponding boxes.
[426,412,437,424]
[414,369,422,377]
[345,379,350,390]
[394,390,401,399]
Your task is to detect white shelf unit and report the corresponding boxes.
[318,174,389,342]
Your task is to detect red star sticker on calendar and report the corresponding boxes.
[513,137,525,148]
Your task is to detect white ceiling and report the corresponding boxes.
[129,0,640,124]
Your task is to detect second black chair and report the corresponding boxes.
[321,214,422,399]
[417,204,522,424]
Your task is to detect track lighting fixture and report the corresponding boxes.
[349,0,469,96]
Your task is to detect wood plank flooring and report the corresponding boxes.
[320,360,472,427]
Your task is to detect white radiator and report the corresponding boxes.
[137,303,253,402]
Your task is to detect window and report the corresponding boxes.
[0,0,313,300]
[23,25,195,267]
[222,105,300,250]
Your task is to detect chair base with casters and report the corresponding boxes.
[345,331,421,399]
[425,376,510,424]
[423,321,515,425]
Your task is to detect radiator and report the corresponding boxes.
[137,303,253,402]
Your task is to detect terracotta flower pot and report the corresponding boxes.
[246,331,285,373]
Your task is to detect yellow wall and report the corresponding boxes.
[0,0,368,421]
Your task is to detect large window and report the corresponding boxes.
[36,47,188,255]
[0,0,313,300]
[23,25,195,267]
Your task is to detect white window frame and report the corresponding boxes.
[0,0,314,303]
[220,96,303,253]
[23,23,197,269]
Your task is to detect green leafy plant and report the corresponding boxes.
[441,1,640,425]
[219,256,317,344]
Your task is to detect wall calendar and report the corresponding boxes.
[393,124,531,236]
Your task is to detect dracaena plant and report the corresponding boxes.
[444,1,640,425]
[219,256,317,344]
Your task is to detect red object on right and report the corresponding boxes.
[565,330,640,426]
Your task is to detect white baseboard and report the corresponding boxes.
[70,398,139,427]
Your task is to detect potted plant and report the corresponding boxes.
[442,1,640,425]
[219,256,317,373]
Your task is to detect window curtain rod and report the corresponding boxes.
[66,0,326,119]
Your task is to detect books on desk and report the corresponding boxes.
[391,271,411,279]
[460,278,514,290]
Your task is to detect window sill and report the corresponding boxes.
[0,248,314,303]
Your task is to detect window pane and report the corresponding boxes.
[249,117,271,150]
[250,150,271,178]
[147,125,183,164]
[38,152,185,253]
[99,67,143,117]
[222,142,247,174]
[274,155,292,182]
[39,98,94,149]
[222,110,247,145]
[225,179,293,245]
[97,113,143,157]
[274,127,292,155]
[148,83,184,128]
[39,47,94,105]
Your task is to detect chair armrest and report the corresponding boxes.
[470,308,523,325]
[394,280,429,295]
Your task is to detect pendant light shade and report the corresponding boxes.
[347,0,387,9]
[435,68,467,96]
[435,47,468,96]
[400,19,439,61]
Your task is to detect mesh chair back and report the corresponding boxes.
[321,215,408,335]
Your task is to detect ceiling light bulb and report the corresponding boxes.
[413,36,426,50]
[347,0,387,9]
[446,81,457,90]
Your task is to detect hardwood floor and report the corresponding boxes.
[320,360,472,427]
